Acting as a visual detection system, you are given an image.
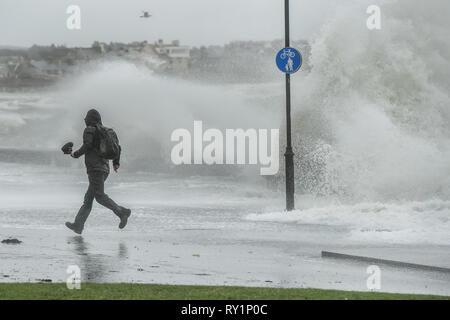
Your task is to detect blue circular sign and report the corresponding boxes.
[276,47,302,74]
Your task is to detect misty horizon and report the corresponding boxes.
[0,37,306,50]
[0,0,339,48]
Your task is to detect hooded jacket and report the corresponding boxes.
[73,109,120,174]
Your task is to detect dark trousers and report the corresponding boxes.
[74,171,122,229]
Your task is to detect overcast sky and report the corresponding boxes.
[0,0,337,47]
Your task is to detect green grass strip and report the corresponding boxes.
[0,283,448,300]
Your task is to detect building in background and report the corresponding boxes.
[154,39,191,73]
[0,39,310,89]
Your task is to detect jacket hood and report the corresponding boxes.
[84,109,102,126]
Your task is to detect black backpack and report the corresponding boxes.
[95,124,121,160]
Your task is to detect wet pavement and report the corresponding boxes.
[0,165,449,295]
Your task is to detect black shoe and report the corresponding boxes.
[65,222,83,235]
[119,208,131,229]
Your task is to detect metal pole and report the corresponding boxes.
[284,0,295,211]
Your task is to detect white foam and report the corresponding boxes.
[289,0,450,202]
[246,200,450,245]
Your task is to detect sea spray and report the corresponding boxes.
[283,0,450,202]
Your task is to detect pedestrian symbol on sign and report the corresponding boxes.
[276,47,302,74]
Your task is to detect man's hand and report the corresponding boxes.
[113,164,120,172]
[70,152,75,158]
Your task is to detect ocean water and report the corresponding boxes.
[0,0,449,290]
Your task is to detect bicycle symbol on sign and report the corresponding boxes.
[276,47,302,74]
[280,48,296,59]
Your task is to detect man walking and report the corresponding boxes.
[65,109,131,234]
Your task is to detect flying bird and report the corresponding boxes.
[140,11,152,18]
